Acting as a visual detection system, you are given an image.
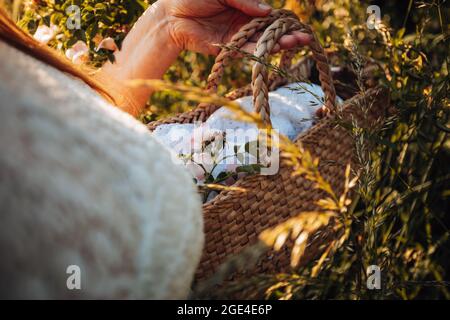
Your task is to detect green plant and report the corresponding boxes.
[19,0,150,66]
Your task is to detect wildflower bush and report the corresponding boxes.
[8,0,450,299]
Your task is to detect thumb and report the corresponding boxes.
[224,0,272,17]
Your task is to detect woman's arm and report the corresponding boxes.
[96,2,180,116]
[97,0,312,116]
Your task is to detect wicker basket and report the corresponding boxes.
[148,9,389,281]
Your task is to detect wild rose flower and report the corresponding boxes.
[65,41,89,65]
[95,37,118,52]
[193,152,215,174]
[191,125,223,152]
[185,160,205,182]
[184,151,216,182]
[33,24,58,44]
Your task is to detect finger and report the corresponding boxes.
[224,0,272,17]
[271,44,281,54]
[249,31,263,43]
[241,32,311,55]
[241,42,280,54]
[278,35,299,50]
[241,42,256,54]
[249,31,312,51]
[291,31,313,46]
[278,32,313,50]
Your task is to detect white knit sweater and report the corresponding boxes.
[0,41,203,299]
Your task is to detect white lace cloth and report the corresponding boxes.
[0,41,203,299]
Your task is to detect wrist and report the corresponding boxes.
[98,1,181,115]
[155,0,185,52]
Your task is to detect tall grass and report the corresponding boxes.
[210,0,450,299]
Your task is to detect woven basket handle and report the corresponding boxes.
[206,9,337,125]
[205,9,297,91]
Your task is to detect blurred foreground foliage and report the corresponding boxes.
[9,0,450,299]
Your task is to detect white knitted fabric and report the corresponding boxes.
[0,41,203,299]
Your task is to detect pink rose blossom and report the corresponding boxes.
[33,24,58,44]
[185,161,205,182]
[95,37,118,52]
[191,125,223,152]
[193,152,215,173]
[65,41,89,65]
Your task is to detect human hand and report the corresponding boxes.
[160,0,312,55]
[99,0,313,115]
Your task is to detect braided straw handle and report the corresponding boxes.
[206,9,337,125]
[205,9,298,91]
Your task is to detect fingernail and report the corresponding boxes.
[258,3,272,11]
